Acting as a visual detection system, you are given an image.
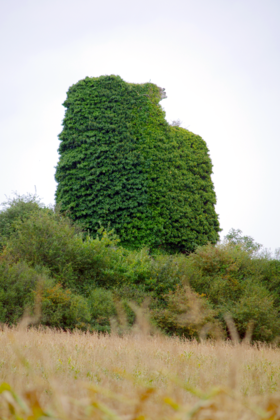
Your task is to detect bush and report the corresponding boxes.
[224,280,280,342]
[3,210,108,294]
[2,201,279,342]
[181,242,280,341]
[87,286,158,333]
[0,261,89,329]
[152,284,218,338]
[39,283,90,330]
[0,193,44,251]
[3,210,184,297]
[87,288,116,332]
[0,261,44,324]
[258,258,280,306]
[55,75,220,253]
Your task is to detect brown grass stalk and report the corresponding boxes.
[1,326,280,418]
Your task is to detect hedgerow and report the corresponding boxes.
[1,195,279,342]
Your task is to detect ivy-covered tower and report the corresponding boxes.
[55,75,220,252]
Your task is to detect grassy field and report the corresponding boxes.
[1,327,280,419]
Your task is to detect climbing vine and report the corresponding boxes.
[55,75,220,252]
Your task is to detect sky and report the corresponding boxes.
[0,0,279,251]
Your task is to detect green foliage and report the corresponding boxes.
[3,209,184,297]
[161,126,220,251]
[0,193,44,251]
[257,257,280,306]
[39,283,90,330]
[225,228,262,254]
[223,280,280,342]
[152,285,218,338]
[184,243,258,302]
[1,197,279,343]
[3,209,106,294]
[0,261,89,329]
[87,288,116,332]
[113,285,155,326]
[55,75,220,253]
[181,242,280,341]
[0,261,43,324]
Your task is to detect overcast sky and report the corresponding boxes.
[1,0,279,251]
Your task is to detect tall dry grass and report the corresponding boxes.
[1,326,280,419]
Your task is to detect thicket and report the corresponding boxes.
[0,195,279,342]
[55,75,220,253]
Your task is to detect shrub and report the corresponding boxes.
[3,209,184,297]
[152,284,218,338]
[181,242,280,341]
[3,209,107,294]
[258,258,280,306]
[87,286,158,333]
[144,253,187,299]
[0,260,90,329]
[224,280,280,342]
[0,193,44,251]
[3,201,278,342]
[0,261,44,325]
[39,283,90,330]
[87,288,116,332]
[55,75,220,253]
[183,243,260,300]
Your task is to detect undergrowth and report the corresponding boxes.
[0,194,279,342]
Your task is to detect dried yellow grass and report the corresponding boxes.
[1,327,280,419]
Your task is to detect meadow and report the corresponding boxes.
[1,326,280,419]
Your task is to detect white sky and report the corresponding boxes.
[1,0,279,251]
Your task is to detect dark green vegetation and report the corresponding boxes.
[55,75,220,253]
[0,194,280,342]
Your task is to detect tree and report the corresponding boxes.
[0,193,44,251]
[225,228,262,255]
[55,75,220,252]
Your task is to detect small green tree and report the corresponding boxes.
[55,76,220,253]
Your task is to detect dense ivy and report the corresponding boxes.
[55,75,220,252]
